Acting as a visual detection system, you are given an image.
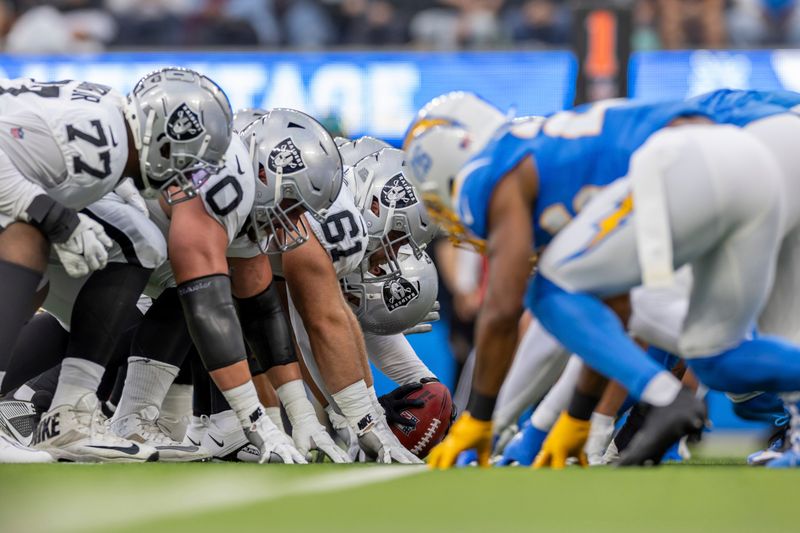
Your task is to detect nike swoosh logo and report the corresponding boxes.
[109,128,119,147]
[186,437,200,446]
[88,443,140,455]
[235,156,244,175]
[208,435,224,447]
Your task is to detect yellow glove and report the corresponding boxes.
[533,412,590,470]
[427,412,493,470]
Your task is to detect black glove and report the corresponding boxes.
[378,382,425,429]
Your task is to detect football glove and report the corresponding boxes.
[326,405,366,462]
[427,412,493,469]
[245,413,307,464]
[114,177,149,216]
[286,405,351,464]
[53,213,113,277]
[403,302,440,336]
[532,412,590,470]
[378,382,424,429]
[356,414,423,464]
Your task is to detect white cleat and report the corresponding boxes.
[0,426,53,463]
[182,415,209,448]
[0,399,39,446]
[201,411,261,463]
[33,394,158,463]
[110,407,211,463]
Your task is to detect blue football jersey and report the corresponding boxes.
[686,89,799,126]
[458,98,715,248]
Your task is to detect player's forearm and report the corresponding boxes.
[306,307,366,393]
[364,331,434,385]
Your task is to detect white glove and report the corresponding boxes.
[53,213,113,277]
[114,177,149,216]
[585,413,616,466]
[245,414,308,464]
[403,302,440,336]
[291,415,352,464]
[281,391,350,463]
[356,413,423,464]
[326,405,366,462]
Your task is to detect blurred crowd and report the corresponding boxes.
[0,0,798,53]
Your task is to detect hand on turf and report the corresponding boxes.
[245,414,308,464]
[378,383,424,429]
[291,417,352,464]
[326,405,366,462]
[427,412,493,470]
[357,415,423,464]
[533,412,590,470]
[53,213,113,277]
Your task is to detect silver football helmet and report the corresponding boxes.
[233,107,268,133]
[351,147,437,281]
[340,136,392,200]
[339,136,391,167]
[240,108,343,254]
[124,67,233,205]
[334,136,350,148]
[343,248,438,336]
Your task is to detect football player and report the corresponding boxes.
[411,93,800,468]
[108,106,345,463]
[0,70,231,462]
[268,144,436,463]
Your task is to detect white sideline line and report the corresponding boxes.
[12,466,425,533]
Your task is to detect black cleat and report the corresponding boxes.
[617,388,706,467]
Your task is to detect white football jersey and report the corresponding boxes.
[0,78,128,209]
[146,135,257,292]
[270,185,368,279]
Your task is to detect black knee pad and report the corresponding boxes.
[132,288,193,367]
[178,275,246,372]
[235,282,297,370]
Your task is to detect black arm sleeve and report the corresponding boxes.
[177,274,247,372]
[235,282,297,370]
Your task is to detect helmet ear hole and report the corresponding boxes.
[371,196,380,216]
[159,142,171,160]
[258,163,268,185]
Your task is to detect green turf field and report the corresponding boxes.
[0,459,795,533]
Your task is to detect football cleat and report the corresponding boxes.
[0,399,38,446]
[617,388,706,467]
[33,394,158,463]
[182,415,209,447]
[766,449,800,468]
[748,426,789,466]
[110,407,210,462]
[201,411,261,463]
[495,420,548,467]
[0,425,53,463]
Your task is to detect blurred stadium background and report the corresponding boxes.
[1,0,795,435]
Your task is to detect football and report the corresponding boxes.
[390,381,454,458]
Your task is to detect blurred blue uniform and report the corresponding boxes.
[458,91,800,401]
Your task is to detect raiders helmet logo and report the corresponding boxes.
[380,173,418,209]
[268,138,306,175]
[383,277,420,311]
[166,103,204,141]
